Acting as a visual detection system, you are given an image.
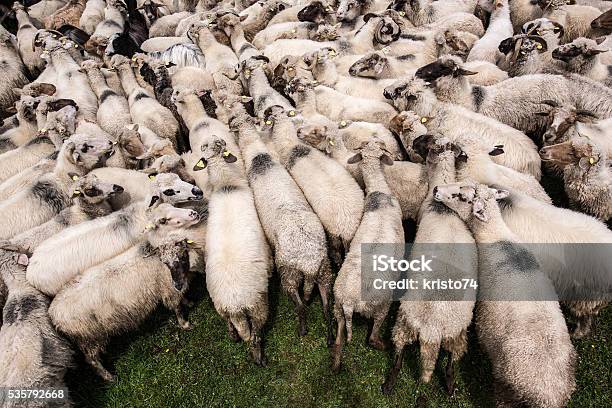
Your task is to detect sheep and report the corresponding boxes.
[467,0,512,64]
[36,33,98,121]
[537,101,604,149]
[498,33,566,77]
[214,10,261,62]
[237,56,294,118]
[26,172,203,296]
[383,76,542,179]
[0,28,29,114]
[382,136,477,397]
[1,174,124,255]
[412,56,612,135]
[0,250,73,407]
[289,79,397,125]
[85,0,127,56]
[495,188,612,338]
[540,137,611,221]
[240,0,291,42]
[149,11,192,38]
[43,0,87,30]
[331,138,404,373]
[433,181,576,408]
[390,0,477,26]
[81,59,132,140]
[347,51,419,79]
[268,0,335,26]
[187,22,238,76]
[79,0,106,34]
[538,0,603,43]
[193,137,271,366]
[12,2,44,78]
[552,37,612,86]
[110,54,180,148]
[0,131,115,240]
[49,203,200,381]
[146,42,206,69]
[265,105,364,265]
[89,167,152,209]
[0,95,46,152]
[227,98,333,343]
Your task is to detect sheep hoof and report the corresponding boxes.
[179,321,193,331]
[381,381,395,396]
[326,334,335,348]
[368,337,389,351]
[298,324,308,337]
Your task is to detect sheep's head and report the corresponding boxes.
[39,105,78,147]
[349,52,388,78]
[591,8,612,30]
[297,1,334,24]
[80,59,104,72]
[84,35,109,56]
[285,77,314,98]
[522,18,564,40]
[552,37,608,63]
[186,22,213,44]
[539,137,604,171]
[72,174,124,204]
[15,96,41,123]
[415,55,477,83]
[499,35,548,69]
[144,154,196,185]
[297,124,335,153]
[475,0,505,14]
[148,172,203,207]
[437,30,479,59]
[383,77,431,112]
[337,0,366,23]
[302,47,337,71]
[388,0,422,17]
[12,2,25,11]
[215,9,247,36]
[144,203,200,239]
[193,138,238,172]
[109,53,132,70]
[365,13,401,45]
[224,94,255,129]
[273,55,313,90]
[312,23,341,41]
[389,111,428,160]
[537,100,598,144]
[412,133,467,167]
[171,88,198,105]
[433,181,508,222]
[346,137,394,166]
[63,132,116,170]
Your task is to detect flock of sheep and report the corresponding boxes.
[0,0,611,406]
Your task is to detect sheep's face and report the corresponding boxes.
[412,134,467,165]
[265,0,290,15]
[337,0,362,23]
[64,133,115,170]
[284,77,314,100]
[348,52,388,78]
[522,18,563,40]
[297,1,332,24]
[109,53,131,69]
[552,38,607,63]
[16,96,41,123]
[20,82,57,98]
[433,182,508,223]
[72,174,124,204]
[302,47,337,75]
[145,155,196,185]
[297,124,333,153]
[273,55,312,89]
[40,105,78,147]
[80,59,104,72]
[591,8,612,30]
[438,30,478,59]
[539,137,603,171]
[539,103,598,144]
[371,15,401,45]
[346,138,394,166]
[84,35,109,57]
[475,0,502,14]
[150,172,203,204]
[415,56,477,83]
[215,11,247,37]
[383,78,428,111]
[389,111,427,159]
[145,203,200,234]
[499,35,547,66]
[171,88,199,105]
[194,139,238,172]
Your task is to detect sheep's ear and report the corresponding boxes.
[498,37,515,54]
[193,157,207,171]
[595,36,606,45]
[552,22,564,38]
[16,253,29,266]
[491,188,509,200]
[347,153,363,164]
[34,83,57,96]
[456,67,477,76]
[451,144,469,162]
[4,106,17,114]
[148,195,160,207]
[381,154,394,166]
[222,150,237,163]
[472,198,488,222]
[47,99,78,112]
[240,14,248,21]
[363,13,377,23]
[67,172,80,181]
[533,37,548,53]
[575,109,599,122]
[65,142,77,163]
[586,47,607,56]
[488,145,504,156]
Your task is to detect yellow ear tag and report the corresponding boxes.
[340,120,347,127]
[536,43,542,49]
[245,69,251,77]
[73,190,80,195]
[148,174,156,180]
[420,117,428,123]
[241,95,249,101]
[287,67,294,71]
[589,157,596,165]
[145,224,154,230]
[291,29,297,34]
[195,159,206,168]
[132,56,137,62]
[312,80,318,85]
[223,150,231,157]
[186,239,194,244]
[399,11,405,16]
[288,110,296,117]
[382,47,390,54]
[329,139,335,146]
[74,44,78,48]
[265,120,272,125]
[71,175,79,181]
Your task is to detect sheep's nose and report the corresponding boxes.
[191,186,203,197]
[190,210,198,219]
[348,65,357,76]
[113,184,124,193]
[432,186,438,196]
[539,147,551,159]
[383,88,393,100]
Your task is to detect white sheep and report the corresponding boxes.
[467,0,513,64]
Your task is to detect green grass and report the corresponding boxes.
[67,273,611,408]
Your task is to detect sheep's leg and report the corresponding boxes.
[230,314,251,341]
[82,343,115,382]
[303,276,316,303]
[248,300,268,367]
[282,267,307,336]
[226,320,241,342]
[327,234,343,270]
[419,340,441,384]
[444,354,456,396]
[381,347,405,396]
[368,309,389,351]
[343,305,354,343]
[442,330,468,396]
[288,287,308,337]
[331,304,346,373]
[319,283,334,348]
[174,303,192,330]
